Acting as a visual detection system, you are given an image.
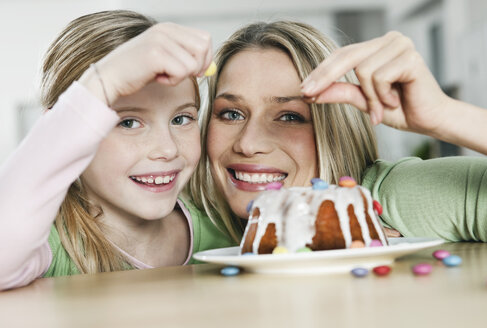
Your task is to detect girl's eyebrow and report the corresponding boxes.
[114,102,198,113]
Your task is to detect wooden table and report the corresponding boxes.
[1,242,485,328]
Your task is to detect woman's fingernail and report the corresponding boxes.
[301,80,316,95]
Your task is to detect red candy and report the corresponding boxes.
[373,200,383,216]
[373,265,391,276]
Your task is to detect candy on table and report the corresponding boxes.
[311,178,329,190]
[272,246,289,254]
[266,182,283,190]
[373,265,391,276]
[369,239,383,247]
[412,263,433,276]
[350,240,365,248]
[204,61,217,76]
[432,249,450,260]
[338,176,356,187]
[351,267,369,277]
[442,255,462,267]
[373,200,383,216]
[220,266,240,276]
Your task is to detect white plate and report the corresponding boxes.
[193,237,444,274]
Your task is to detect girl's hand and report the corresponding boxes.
[79,23,213,105]
[301,31,454,136]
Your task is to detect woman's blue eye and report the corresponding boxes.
[119,119,141,129]
[172,115,194,126]
[279,113,304,122]
[221,110,244,121]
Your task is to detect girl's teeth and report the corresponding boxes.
[133,175,175,185]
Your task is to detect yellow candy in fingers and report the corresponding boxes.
[204,61,217,76]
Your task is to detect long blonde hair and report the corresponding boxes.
[188,21,378,242]
[41,11,157,273]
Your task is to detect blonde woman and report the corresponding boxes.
[189,21,487,245]
[0,11,233,290]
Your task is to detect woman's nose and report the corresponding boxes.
[232,117,274,157]
[147,128,178,161]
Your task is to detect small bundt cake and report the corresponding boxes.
[240,177,388,254]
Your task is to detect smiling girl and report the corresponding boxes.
[0,10,234,290]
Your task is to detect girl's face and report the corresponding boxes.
[208,48,318,219]
[81,79,200,222]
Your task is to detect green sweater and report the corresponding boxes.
[362,156,487,242]
[43,197,236,277]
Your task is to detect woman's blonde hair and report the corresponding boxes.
[42,10,198,273]
[188,21,378,242]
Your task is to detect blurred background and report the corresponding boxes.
[1,0,486,164]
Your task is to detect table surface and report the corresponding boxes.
[0,242,485,328]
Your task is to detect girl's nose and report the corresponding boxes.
[147,128,178,161]
[232,117,273,157]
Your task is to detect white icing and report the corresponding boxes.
[240,185,388,254]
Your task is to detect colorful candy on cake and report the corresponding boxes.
[240,176,388,255]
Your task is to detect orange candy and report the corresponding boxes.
[338,176,356,187]
[350,240,365,248]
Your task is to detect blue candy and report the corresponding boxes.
[311,178,328,190]
[442,255,462,267]
[221,266,240,276]
[351,267,369,277]
[246,200,254,213]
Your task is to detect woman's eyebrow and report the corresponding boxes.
[269,95,305,103]
[214,92,243,102]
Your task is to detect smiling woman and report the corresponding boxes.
[189,20,487,245]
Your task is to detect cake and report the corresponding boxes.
[240,177,388,254]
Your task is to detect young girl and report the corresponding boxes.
[188,21,487,244]
[0,10,234,290]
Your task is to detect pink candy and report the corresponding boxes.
[412,263,433,276]
[433,249,450,260]
[369,239,383,247]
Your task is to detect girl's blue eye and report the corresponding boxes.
[171,115,194,126]
[119,119,141,129]
[221,110,244,121]
[279,113,304,122]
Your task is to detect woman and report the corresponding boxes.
[189,21,487,244]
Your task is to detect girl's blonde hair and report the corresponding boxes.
[42,10,198,273]
[188,21,378,242]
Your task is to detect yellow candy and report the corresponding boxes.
[272,246,288,254]
[204,61,217,76]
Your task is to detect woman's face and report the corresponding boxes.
[207,48,318,219]
[82,79,200,222]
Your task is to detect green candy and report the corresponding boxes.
[296,247,312,253]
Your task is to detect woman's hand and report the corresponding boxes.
[79,22,213,105]
[301,31,454,136]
